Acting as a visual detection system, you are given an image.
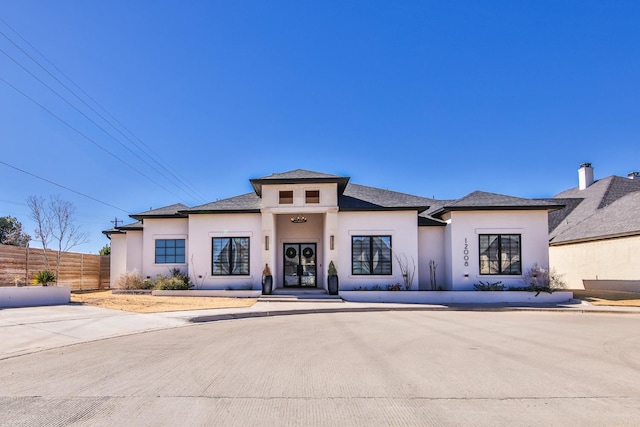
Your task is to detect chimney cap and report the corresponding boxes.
[580,162,592,168]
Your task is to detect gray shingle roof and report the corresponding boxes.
[130,203,189,219]
[182,193,261,213]
[431,191,563,218]
[339,183,433,211]
[102,221,143,235]
[550,176,640,244]
[255,169,345,180]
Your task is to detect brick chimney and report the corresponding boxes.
[578,163,594,190]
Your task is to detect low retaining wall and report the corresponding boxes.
[340,290,574,304]
[152,290,261,298]
[0,286,71,308]
[582,280,640,293]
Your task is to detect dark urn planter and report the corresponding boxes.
[328,275,339,295]
[262,275,273,295]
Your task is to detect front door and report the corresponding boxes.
[283,243,317,287]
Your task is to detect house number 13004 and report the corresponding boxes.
[463,238,469,267]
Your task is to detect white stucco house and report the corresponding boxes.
[104,169,562,293]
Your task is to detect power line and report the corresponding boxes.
[0,160,130,213]
[0,44,207,204]
[0,74,192,204]
[0,18,209,202]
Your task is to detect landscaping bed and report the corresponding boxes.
[573,289,640,307]
[71,290,257,313]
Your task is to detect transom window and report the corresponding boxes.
[279,191,293,204]
[212,237,250,275]
[305,190,320,204]
[155,239,185,264]
[352,236,392,275]
[479,234,521,275]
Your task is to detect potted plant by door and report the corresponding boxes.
[327,261,339,295]
[262,264,273,295]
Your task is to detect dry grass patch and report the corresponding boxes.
[573,290,640,307]
[71,290,256,313]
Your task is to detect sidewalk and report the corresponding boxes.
[2,299,640,360]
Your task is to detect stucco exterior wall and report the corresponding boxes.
[188,213,262,290]
[417,227,446,290]
[109,233,127,287]
[336,210,418,290]
[261,183,338,209]
[446,210,550,290]
[140,218,188,279]
[125,230,143,277]
[550,235,640,289]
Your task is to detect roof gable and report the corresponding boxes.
[431,191,563,218]
[249,169,350,196]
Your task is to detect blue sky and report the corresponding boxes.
[1,1,639,253]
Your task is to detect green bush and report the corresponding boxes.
[32,270,56,286]
[152,268,192,290]
[473,281,504,291]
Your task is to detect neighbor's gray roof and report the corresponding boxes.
[550,176,640,244]
[430,191,563,218]
[130,203,189,220]
[250,169,350,196]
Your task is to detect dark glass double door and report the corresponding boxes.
[283,243,317,287]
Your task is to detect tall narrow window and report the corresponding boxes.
[155,239,185,264]
[352,236,392,275]
[279,191,293,204]
[212,237,250,275]
[479,234,521,275]
[305,190,320,204]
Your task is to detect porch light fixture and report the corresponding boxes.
[291,214,307,224]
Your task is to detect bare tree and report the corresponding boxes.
[27,195,89,282]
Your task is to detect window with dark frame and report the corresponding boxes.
[279,190,293,204]
[155,239,185,264]
[351,235,392,275]
[479,234,521,275]
[212,237,250,275]
[305,190,320,204]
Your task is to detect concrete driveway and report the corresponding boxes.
[2,309,640,426]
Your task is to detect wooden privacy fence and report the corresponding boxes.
[0,244,110,290]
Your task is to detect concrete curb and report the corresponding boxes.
[189,301,640,323]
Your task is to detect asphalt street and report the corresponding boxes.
[2,309,640,426]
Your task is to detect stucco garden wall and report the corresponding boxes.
[550,235,640,289]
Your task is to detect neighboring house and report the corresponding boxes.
[549,163,640,289]
[104,169,561,292]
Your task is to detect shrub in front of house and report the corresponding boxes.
[473,281,504,291]
[115,270,152,290]
[152,268,192,290]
